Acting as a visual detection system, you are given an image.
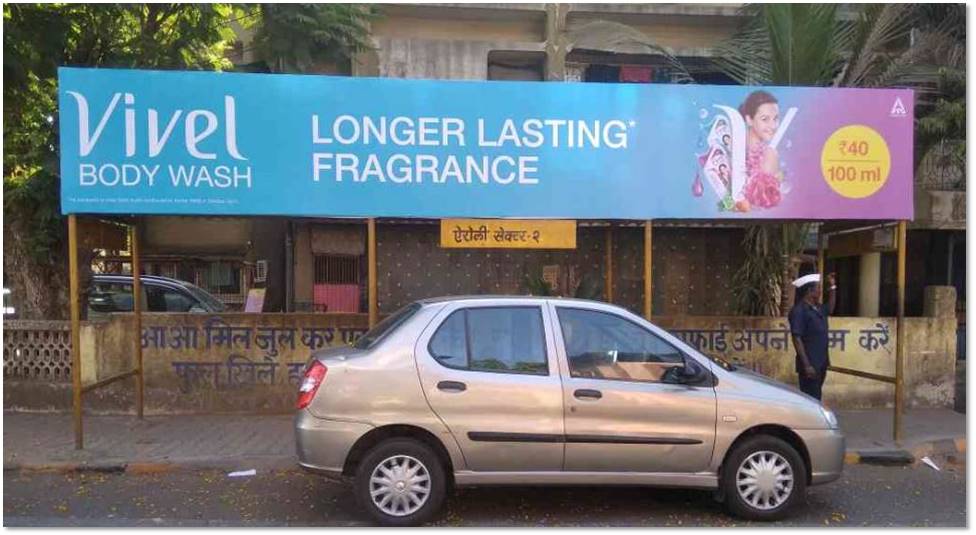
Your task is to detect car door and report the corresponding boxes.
[415,300,565,472]
[550,303,717,473]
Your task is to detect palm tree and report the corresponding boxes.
[229,4,376,74]
[256,4,375,74]
[713,4,963,316]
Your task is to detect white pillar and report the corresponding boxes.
[858,252,881,317]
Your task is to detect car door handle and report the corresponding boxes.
[574,388,602,400]
[437,380,467,392]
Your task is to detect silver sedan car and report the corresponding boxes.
[295,296,844,526]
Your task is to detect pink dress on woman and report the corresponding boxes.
[743,143,782,208]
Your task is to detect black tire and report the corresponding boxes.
[721,435,807,521]
[354,438,447,526]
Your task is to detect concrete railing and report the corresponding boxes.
[3,320,73,382]
[4,305,958,414]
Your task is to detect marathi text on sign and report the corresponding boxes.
[440,219,576,249]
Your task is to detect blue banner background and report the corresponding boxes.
[58,67,914,220]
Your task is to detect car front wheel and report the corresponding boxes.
[721,435,807,521]
[354,438,447,526]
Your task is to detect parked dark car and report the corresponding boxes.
[88,274,226,316]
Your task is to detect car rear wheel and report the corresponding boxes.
[721,435,807,521]
[354,438,447,526]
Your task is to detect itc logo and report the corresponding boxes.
[66,91,248,160]
[890,97,907,118]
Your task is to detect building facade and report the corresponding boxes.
[101,4,960,324]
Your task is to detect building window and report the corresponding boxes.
[487,51,545,81]
[200,261,242,295]
[313,254,364,313]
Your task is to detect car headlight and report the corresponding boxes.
[820,406,839,429]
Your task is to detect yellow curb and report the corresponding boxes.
[912,444,933,458]
[125,463,175,475]
[844,452,860,465]
[23,462,81,473]
[954,438,966,453]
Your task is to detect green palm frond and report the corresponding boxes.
[253,4,376,73]
[715,4,846,86]
[834,3,913,88]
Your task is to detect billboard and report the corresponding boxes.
[58,67,914,220]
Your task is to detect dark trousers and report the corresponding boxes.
[798,367,827,400]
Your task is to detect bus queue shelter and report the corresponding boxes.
[58,67,917,448]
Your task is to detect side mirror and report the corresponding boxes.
[669,357,710,385]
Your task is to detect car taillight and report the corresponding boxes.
[296,361,328,410]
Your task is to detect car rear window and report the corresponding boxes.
[353,303,422,350]
[428,306,548,375]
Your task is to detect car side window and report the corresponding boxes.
[429,307,548,375]
[146,286,196,312]
[556,307,684,383]
[89,282,142,312]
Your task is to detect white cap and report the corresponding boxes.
[792,273,821,288]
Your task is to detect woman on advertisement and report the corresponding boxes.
[740,90,784,209]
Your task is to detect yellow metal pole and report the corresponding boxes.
[605,225,613,303]
[131,224,144,419]
[818,227,826,301]
[68,215,83,449]
[894,220,907,442]
[643,221,652,319]
[367,218,377,328]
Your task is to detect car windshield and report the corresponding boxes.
[183,283,226,312]
[353,303,422,350]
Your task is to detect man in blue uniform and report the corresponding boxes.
[788,273,837,401]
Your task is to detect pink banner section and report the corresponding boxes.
[313,284,360,313]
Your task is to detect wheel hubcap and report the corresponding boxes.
[369,454,431,517]
[736,450,794,511]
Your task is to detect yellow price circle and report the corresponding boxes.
[821,125,891,199]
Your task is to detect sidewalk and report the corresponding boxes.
[3,409,966,473]
[3,413,295,473]
[838,408,967,464]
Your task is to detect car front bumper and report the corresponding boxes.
[796,428,845,485]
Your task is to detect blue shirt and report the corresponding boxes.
[788,302,830,372]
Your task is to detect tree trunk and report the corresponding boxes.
[3,218,92,320]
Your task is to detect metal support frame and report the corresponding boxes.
[817,228,826,302]
[894,220,907,441]
[70,215,146,449]
[64,213,911,445]
[69,215,83,449]
[367,218,378,328]
[82,369,140,394]
[643,221,652,320]
[820,220,907,442]
[131,225,144,419]
[827,365,896,384]
[605,226,613,303]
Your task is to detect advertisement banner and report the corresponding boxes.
[441,219,577,249]
[58,67,914,220]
